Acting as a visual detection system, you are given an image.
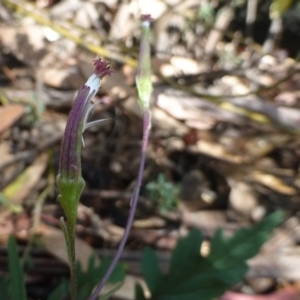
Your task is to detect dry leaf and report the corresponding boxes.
[250,171,297,195]
[194,140,244,163]
[0,104,25,135]
[2,153,48,205]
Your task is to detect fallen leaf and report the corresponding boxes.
[0,104,25,135]
[2,153,48,205]
[250,171,297,195]
[194,139,244,163]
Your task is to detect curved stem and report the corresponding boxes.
[89,109,151,300]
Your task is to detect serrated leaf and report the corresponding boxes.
[209,210,283,261]
[137,211,283,300]
[8,236,26,300]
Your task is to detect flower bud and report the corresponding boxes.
[57,58,112,214]
[136,14,153,109]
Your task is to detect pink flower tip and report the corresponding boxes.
[93,58,114,78]
[141,14,152,22]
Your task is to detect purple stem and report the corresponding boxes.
[89,109,151,300]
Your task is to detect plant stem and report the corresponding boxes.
[89,109,151,300]
[68,224,77,300]
[61,218,77,300]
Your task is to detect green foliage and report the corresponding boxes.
[76,255,125,300]
[136,211,283,300]
[47,255,126,300]
[23,94,45,126]
[1,212,283,300]
[7,236,26,300]
[197,2,214,25]
[0,275,11,300]
[146,174,179,214]
[1,236,125,300]
[47,278,70,300]
[0,236,35,300]
[98,281,123,300]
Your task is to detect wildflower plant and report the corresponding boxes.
[56,58,113,300]
[89,14,153,300]
[57,14,153,300]
[146,173,179,214]
[0,12,285,300]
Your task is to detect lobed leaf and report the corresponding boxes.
[137,211,283,300]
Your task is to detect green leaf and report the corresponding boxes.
[141,248,163,293]
[100,257,125,283]
[0,276,11,300]
[47,278,69,300]
[209,210,283,262]
[46,255,126,300]
[7,236,26,300]
[170,229,202,272]
[137,211,283,300]
[98,281,123,300]
[76,256,126,300]
[135,283,147,300]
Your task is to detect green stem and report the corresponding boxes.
[57,176,84,300]
[61,217,77,300]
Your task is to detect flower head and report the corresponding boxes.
[56,58,113,300]
[141,14,152,24]
[58,58,113,181]
[93,58,114,78]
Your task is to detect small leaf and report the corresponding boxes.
[76,256,126,300]
[0,276,10,300]
[98,281,123,300]
[100,256,126,283]
[47,278,69,300]
[8,236,26,300]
